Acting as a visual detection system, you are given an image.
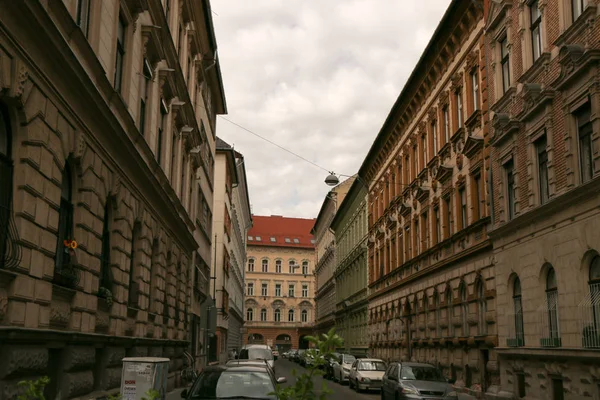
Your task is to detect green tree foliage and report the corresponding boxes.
[16,377,50,400]
[272,328,343,400]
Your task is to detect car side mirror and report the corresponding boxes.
[180,389,188,399]
[277,377,287,384]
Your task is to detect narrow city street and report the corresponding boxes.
[275,359,478,400]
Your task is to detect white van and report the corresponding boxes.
[238,344,276,372]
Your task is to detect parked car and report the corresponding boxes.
[238,344,276,373]
[226,359,274,374]
[302,349,320,367]
[332,353,356,383]
[294,349,306,363]
[181,364,286,400]
[381,362,458,400]
[323,352,340,379]
[348,358,387,392]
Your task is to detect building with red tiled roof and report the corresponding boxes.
[244,215,316,350]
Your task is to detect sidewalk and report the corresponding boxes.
[166,387,188,400]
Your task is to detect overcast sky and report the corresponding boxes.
[211,0,451,218]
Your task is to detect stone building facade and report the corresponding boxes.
[312,177,353,337]
[485,0,600,399]
[244,216,316,351]
[357,1,498,396]
[330,177,369,356]
[0,0,225,398]
[211,138,252,363]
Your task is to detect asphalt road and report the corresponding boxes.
[275,359,477,400]
[275,358,380,400]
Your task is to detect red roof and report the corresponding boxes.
[247,215,316,249]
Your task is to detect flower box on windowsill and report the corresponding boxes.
[540,337,561,347]
[506,337,524,347]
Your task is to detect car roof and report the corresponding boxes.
[226,360,272,367]
[393,362,435,367]
[358,358,385,362]
[202,364,271,373]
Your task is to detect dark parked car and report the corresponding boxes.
[181,364,286,400]
[323,352,340,379]
[381,362,458,400]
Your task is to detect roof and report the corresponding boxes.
[202,364,272,372]
[216,137,239,185]
[216,137,232,149]
[247,215,316,249]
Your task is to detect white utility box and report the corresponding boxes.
[121,357,169,400]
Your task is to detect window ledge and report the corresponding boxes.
[518,52,551,85]
[554,4,598,47]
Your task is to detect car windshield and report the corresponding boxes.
[240,348,273,361]
[358,361,386,371]
[342,355,356,363]
[189,370,276,399]
[400,366,446,382]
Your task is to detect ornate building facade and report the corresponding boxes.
[211,138,252,363]
[358,1,498,396]
[312,177,353,337]
[0,0,225,398]
[244,216,316,351]
[330,177,369,357]
[485,0,600,399]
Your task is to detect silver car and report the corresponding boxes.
[381,362,458,400]
[238,344,276,373]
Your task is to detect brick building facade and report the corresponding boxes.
[357,1,498,397]
[485,0,600,399]
[0,0,225,398]
[244,216,316,351]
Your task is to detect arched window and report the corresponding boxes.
[247,258,254,272]
[275,260,282,273]
[423,294,430,338]
[288,309,294,322]
[0,103,14,267]
[446,288,453,337]
[274,308,281,322]
[262,259,268,272]
[54,161,76,288]
[260,308,267,321]
[589,256,600,342]
[545,267,559,341]
[99,196,113,295]
[128,222,142,307]
[289,260,296,274]
[149,239,160,313]
[460,283,468,336]
[301,309,308,323]
[302,261,309,275]
[246,308,253,321]
[434,291,441,337]
[477,280,487,335]
[513,277,525,346]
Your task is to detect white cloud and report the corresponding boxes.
[212,0,451,218]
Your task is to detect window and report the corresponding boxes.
[255,236,262,241]
[260,308,267,321]
[246,308,253,321]
[302,284,308,297]
[471,70,479,111]
[573,0,585,20]
[247,283,254,296]
[460,283,468,335]
[99,195,112,292]
[289,261,295,274]
[431,121,438,156]
[288,309,294,322]
[576,104,594,183]
[284,238,291,243]
[262,259,268,273]
[552,378,564,400]
[588,256,600,343]
[247,259,254,272]
[140,58,152,136]
[443,107,450,143]
[517,373,526,398]
[274,308,281,322]
[55,162,75,285]
[157,99,167,164]
[414,219,420,254]
[530,1,542,61]
[301,309,308,323]
[474,174,482,220]
[422,135,428,166]
[293,238,300,243]
[513,277,525,346]
[500,36,510,94]
[444,196,452,238]
[302,261,309,275]
[0,104,13,267]
[477,281,487,335]
[536,135,549,204]
[459,188,467,229]
[261,283,268,297]
[505,160,516,220]
[76,0,91,37]
[446,289,454,337]
[180,153,187,198]
[170,133,178,184]
[248,236,253,241]
[275,283,281,297]
[456,91,464,129]
[114,15,126,93]
[270,237,276,242]
[545,267,559,340]
[275,260,282,273]
[434,207,441,244]
[413,146,418,178]
[288,284,295,297]
[127,222,141,307]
